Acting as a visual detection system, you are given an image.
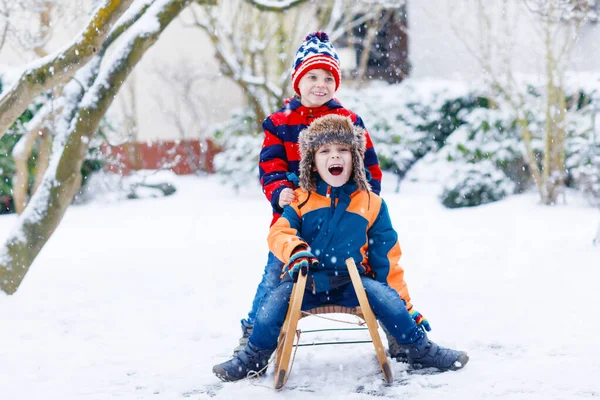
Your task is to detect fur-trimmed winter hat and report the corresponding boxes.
[291,31,341,96]
[299,114,369,192]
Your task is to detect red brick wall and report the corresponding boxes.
[101,139,220,175]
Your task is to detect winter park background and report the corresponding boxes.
[1,0,600,399]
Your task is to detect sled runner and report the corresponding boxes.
[273,258,393,389]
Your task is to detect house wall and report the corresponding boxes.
[103,6,245,144]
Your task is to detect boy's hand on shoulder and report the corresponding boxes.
[408,307,431,332]
[278,188,297,208]
[287,247,319,282]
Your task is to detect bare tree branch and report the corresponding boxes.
[0,0,135,137]
[0,0,193,295]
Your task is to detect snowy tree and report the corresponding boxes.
[0,1,86,57]
[0,0,323,295]
[1,1,89,214]
[206,0,408,188]
[0,0,195,295]
[451,0,597,205]
[190,0,407,128]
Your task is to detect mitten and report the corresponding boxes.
[287,247,319,282]
[409,308,431,332]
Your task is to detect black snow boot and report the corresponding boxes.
[384,326,409,362]
[213,342,274,382]
[404,333,469,371]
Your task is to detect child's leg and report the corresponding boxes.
[244,252,284,325]
[353,278,421,343]
[248,281,294,349]
[306,280,419,343]
[359,278,468,371]
[232,252,283,354]
[213,281,294,382]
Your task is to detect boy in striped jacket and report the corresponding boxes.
[233,31,385,353]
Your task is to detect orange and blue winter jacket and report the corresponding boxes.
[268,178,412,308]
[259,97,382,226]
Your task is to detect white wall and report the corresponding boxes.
[106,6,244,144]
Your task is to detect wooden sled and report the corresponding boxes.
[273,258,393,389]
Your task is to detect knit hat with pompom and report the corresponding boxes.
[291,31,341,96]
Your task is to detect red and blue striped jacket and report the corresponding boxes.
[259,97,382,225]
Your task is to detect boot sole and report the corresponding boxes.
[410,352,469,372]
[213,365,241,382]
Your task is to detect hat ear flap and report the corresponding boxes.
[352,151,369,192]
[299,151,316,192]
[352,125,369,192]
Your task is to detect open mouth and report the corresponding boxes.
[328,165,344,176]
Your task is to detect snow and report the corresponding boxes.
[1,172,600,399]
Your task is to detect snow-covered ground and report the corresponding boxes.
[1,172,599,399]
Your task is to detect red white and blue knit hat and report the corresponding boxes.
[291,31,341,96]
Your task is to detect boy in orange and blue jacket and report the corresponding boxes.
[213,114,469,382]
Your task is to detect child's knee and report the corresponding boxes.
[363,280,404,308]
[255,282,294,324]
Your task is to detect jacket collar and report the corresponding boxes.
[285,97,343,116]
[314,175,358,198]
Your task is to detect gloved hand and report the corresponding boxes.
[287,247,319,282]
[409,308,431,332]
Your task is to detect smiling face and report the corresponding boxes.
[313,143,353,187]
[297,69,336,108]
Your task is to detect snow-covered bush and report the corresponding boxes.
[565,119,600,206]
[340,80,483,182]
[0,74,108,213]
[74,170,177,204]
[440,161,516,208]
[210,74,600,207]
[211,108,262,190]
[439,107,530,190]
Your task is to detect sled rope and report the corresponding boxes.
[246,329,302,386]
[301,310,367,326]
[275,329,302,388]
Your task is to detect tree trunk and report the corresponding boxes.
[12,128,41,214]
[0,0,191,295]
[540,0,567,205]
[13,90,63,214]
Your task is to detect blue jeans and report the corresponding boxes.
[243,252,284,325]
[248,276,422,350]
